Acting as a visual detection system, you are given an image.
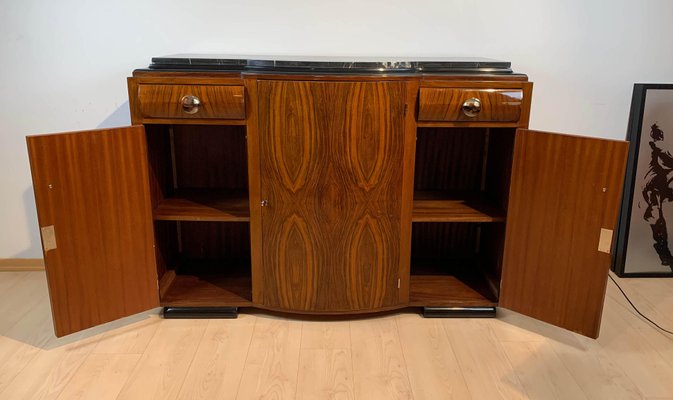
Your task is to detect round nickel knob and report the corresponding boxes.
[181,95,201,114]
[461,97,482,117]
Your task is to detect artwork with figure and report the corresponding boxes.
[616,86,673,276]
[641,123,673,270]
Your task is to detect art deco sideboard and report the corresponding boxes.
[27,56,628,338]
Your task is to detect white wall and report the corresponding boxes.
[1,0,672,258]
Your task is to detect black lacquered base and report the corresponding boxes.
[163,306,239,319]
[422,306,496,318]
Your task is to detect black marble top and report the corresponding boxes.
[147,54,514,74]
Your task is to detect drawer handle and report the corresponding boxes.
[461,97,482,117]
[181,95,201,114]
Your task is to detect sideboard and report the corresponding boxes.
[27,56,628,338]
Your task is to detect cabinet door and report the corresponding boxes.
[500,129,628,338]
[27,126,159,337]
[257,80,410,312]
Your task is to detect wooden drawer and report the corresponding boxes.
[138,84,245,120]
[418,88,523,122]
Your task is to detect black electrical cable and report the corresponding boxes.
[608,272,673,336]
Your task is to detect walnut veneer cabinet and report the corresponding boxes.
[27,56,628,338]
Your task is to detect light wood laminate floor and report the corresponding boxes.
[0,270,672,399]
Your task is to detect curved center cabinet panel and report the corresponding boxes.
[28,56,628,339]
[256,80,411,312]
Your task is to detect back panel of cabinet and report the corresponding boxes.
[410,127,515,306]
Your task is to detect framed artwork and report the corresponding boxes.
[613,84,673,277]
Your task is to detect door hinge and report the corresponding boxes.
[41,225,57,252]
[398,278,401,289]
[598,228,613,254]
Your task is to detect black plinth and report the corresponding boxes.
[423,306,497,318]
[163,306,239,319]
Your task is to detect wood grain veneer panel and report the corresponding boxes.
[27,126,158,337]
[138,84,245,120]
[257,80,410,312]
[418,88,523,122]
[500,129,628,338]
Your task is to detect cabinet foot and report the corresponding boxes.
[163,306,239,319]
[422,306,496,318]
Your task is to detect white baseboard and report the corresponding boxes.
[0,258,45,271]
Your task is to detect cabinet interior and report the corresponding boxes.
[410,127,516,307]
[145,124,253,306]
[143,123,516,308]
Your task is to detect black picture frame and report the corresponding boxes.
[613,83,673,277]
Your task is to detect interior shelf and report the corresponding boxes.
[153,190,249,222]
[412,191,505,222]
[409,259,498,307]
[409,275,498,307]
[160,270,252,307]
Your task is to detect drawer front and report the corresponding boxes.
[138,84,245,120]
[418,88,523,122]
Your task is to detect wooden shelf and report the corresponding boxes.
[154,190,249,222]
[409,258,498,307]
[412,191,504,222]
[160,272,252,307]
[409,274,498,307]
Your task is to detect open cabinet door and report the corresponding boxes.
[27,126,159,337]
[500,129,628,338]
